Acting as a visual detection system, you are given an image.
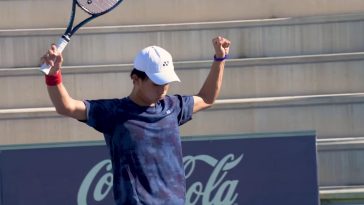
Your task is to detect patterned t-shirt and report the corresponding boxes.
[83,95,194,205]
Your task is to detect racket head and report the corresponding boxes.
[76,0,124,16]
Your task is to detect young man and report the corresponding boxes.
[41,36,230,205]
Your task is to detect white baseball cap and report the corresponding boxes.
[133,46,180,85]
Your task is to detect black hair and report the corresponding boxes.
[130,68,148,80]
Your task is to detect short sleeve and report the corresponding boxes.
[175,95,194,126]
[83,99,120,134]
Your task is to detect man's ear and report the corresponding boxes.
[131,74,139,85]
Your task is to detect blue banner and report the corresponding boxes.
[0,132,319,205]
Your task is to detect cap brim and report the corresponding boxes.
[147,69,181,85]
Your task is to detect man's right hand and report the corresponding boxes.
[40,44,63,75]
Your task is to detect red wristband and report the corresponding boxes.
[45,71,62,86]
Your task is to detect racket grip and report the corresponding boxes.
[56,37,69,53]
[39,37,69,75]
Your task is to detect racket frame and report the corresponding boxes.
[40,0,124,75]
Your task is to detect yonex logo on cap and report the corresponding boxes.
[162,61,170,67]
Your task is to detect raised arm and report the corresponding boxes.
[193,36,231,113]
[41,45,87,120]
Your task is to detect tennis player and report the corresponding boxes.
[41,36,231,205]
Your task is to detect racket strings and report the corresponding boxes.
[77,0,120,14]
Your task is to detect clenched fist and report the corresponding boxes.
[212,36,231,59]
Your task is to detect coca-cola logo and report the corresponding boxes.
[77,154,243,205]
[77,160,113,204]
[184,154,243,205]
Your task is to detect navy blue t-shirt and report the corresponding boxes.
[83,95,194,205]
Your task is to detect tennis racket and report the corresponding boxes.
[40,0,125,75]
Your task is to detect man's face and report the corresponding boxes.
[136,78,170,105]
